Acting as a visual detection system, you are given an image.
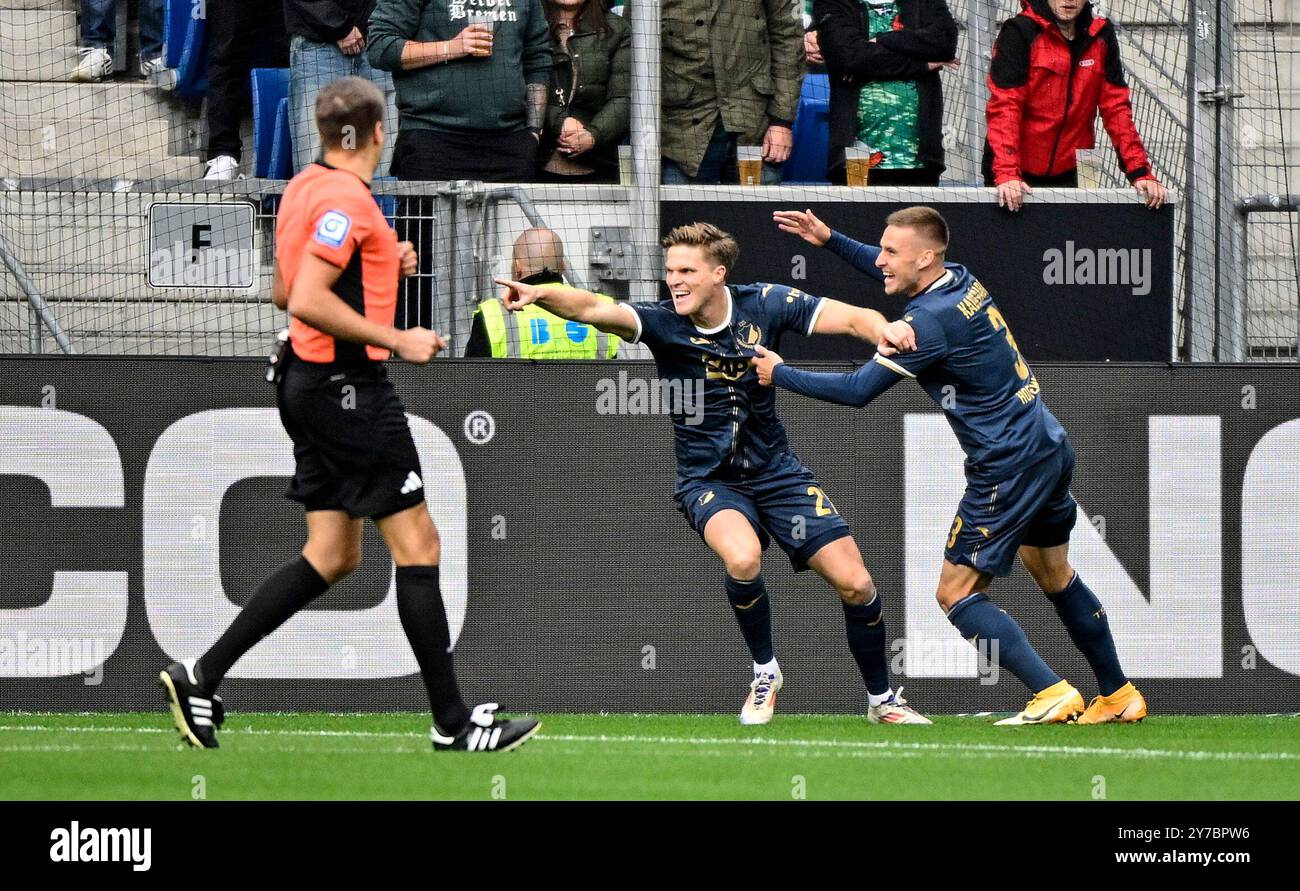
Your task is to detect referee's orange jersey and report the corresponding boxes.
[276,161,399,363]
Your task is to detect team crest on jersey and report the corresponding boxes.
[314,210,351,248]
[735,320,763,349]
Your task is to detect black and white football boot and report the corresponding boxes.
[431,703,540,753]
[160,659,225,749]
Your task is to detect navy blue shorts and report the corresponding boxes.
[944,440,1078,577]
[674,454,853,572]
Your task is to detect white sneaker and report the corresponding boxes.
[71,46,113,82]
[139,55,166,78]
[203,155,240,181]
[739,669,783,725]
[867,687,933,725]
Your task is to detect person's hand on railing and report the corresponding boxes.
[997,179,1032,212]
[1135,178,1167,210]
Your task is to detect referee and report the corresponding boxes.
[161,77,539,754]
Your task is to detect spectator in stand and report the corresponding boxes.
[465,228,621,358]
[814,0,958,186]
[803,0,824,68]
[367,0,551,331]
[203,1,291,180]
[537,0,631,184]
[984,0,1168,211]
[71,0,164,81]
[660,0,804,185]
[285,0,399,175]
[367,0,552,182]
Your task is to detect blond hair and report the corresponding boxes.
[661,222,740,273]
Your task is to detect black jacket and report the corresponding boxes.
[813,0,957,175]
[285,0,376,43]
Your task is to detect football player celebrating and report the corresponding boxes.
[754,206,1147,724]
[497,222,931,726]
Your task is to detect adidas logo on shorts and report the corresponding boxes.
[400,471,423,495]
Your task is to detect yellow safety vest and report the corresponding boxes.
[474,289,621,359]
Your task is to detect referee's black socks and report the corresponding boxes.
[395,565,472,734]
[197,555,329,689]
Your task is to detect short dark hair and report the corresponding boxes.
[661,222,740,272]
[315,77,385,152]
[885,206,949,254]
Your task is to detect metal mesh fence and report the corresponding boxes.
[0,0,1295,359]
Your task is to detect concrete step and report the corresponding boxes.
[0,46,80,81]
[32,334,271,356]
[0,154,203,178]
[33,299,278,333]
[1245,254,1300,286]
[0,271,272,303]
[0,0,78,8]
[0,81,192,122]
[1246,310,1299,343]
[4,219,147,266]
[3,118,175,162]
[1246,218,1300,253]
[0,10,77,57]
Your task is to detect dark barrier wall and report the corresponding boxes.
[661,199,1175,361]
[1,359,1297,714]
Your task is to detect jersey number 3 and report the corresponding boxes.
[986,306,1030,381]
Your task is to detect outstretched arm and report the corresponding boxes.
[773,208,885,281]
[494,277,638,340]
[812,298,915,350]
[751,344,905,407]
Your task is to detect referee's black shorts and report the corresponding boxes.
[278,352,426,520]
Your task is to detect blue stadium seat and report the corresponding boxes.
[372,176,398,226]
[173,7,207,99]
[267,97,293,180]
[784,73,831,185]
[251,68,291,179]
[162,0,187,69]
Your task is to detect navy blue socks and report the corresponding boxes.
[843,595,891,697]
[947,592,1062,693]
[1047,574,1127,696]
[725,574,774,664]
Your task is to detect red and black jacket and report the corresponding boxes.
[982,0,1155,186]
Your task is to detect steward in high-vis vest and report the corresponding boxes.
[463,227,621,358]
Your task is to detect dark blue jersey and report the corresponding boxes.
[773,231,1067,482]
[628,282,825,484]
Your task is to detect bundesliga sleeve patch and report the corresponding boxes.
[314,210,352,248]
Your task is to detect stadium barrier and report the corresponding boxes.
[1,358,1297,714]
[1,185,1172,360]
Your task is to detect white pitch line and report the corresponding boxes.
[540,733,1300,763]
[1,724,1297,763]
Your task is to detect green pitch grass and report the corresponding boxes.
[1,712,1297,800]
